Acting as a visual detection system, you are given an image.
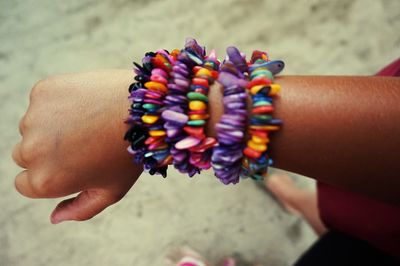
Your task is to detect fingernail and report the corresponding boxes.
[50,213,65,224]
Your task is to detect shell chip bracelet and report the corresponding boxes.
[240,51,285,180]
[125,49,178,177]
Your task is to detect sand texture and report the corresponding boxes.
[0,0,399,265]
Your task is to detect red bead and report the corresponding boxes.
[210,70,219,79]
[192,77,209,87]
[188,110,207,115]
[252,105,274,114]
[193,66,202,74]
[246,77,272,89]
[249,130,269,138]
[145,136,163,145]
[194,88,207,94]
[243,147,262,159]
[183,126,205,139]
[189,137,217,152]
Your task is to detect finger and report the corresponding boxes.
[50,189,122,224]
[14,170,37,197]
[12,142,27,169]
[15,169,81,199]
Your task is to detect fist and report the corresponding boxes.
[12,70,143,223]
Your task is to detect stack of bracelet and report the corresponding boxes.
[125,50,177,177]
[125,39,285,182]
[240,51,284,180]
[211,46,249,185]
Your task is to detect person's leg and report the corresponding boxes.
[265,174,327,236]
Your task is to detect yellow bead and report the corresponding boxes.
[145,81,168,93]
[149,130,166,137]
[196,68,212,77]
[247,140,267,152]
[189,100,207,111]
[141,115,159,124]
[252,135,269,144]
[250,125,280,131]
[269,84,281,96]
[250,85,265,95]
[189,114,209,120]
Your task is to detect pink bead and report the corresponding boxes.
[150,74,168,84]
[175,136,201,150]
[151,68,168,78]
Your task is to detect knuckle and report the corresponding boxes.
[19,138,45,164]
[30,173,53,197]
[30,77,54,100]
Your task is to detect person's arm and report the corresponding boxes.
[209,76,400,204]
[12,70,400,224]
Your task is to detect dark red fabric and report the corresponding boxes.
[317,58,400,258]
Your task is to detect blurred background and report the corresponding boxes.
[0,0,399,265]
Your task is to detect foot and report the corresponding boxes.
[265,174,303,215]
[265,174,327,235]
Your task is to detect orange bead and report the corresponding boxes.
[145,81,168,93]
[243,147,262,159]
[189,114,210,120]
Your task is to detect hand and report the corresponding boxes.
[12,70,143,223]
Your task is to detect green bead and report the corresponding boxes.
[253,115,272,121]
[187,92,208,102]
[251,174,264,181]
[143,103,160,110]
[254,101,271,107]
[187,120,206,126]
[251,69,273,80]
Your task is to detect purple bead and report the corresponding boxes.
[174,78,190,87]
[167,128,180,138]
[168,83,188,92]
[171,72,188,80]
[173,65,189,76]
[229,109,248,115]
[164,121,178,130]
[144,99,163,105]
[215,123,236,131]
[162,110,188,125]
[165,95,187,104]
[168,105,184,113]
[226,102,246,109]
[227,46,248,73]
[218,72,248,88]
[222,92,248,104]
[221,113,246,121]
[224,85,245,95]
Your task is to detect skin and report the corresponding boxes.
[11,70,400,223]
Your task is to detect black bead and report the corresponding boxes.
[134,74,146,82]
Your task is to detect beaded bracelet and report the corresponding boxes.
[240,51,284,180]
[163,38,219,176]
[211,46,249,185]
[161,38,205,177]
[182,52,220,170]
[125,50,177,177]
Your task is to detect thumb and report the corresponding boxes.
[50,189,122,224]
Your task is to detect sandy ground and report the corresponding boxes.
[0,0,399,265]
